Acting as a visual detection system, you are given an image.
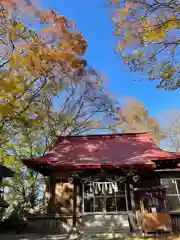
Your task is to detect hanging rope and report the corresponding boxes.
[69,173,140,184]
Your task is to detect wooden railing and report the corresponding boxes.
[24,212,180,234]
[26,215,74,234]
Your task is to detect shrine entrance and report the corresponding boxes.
[81,180,130,234]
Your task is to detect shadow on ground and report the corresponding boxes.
[0,233,180,240]
[0,234,68,240]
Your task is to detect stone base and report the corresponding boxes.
[68,227,81,240]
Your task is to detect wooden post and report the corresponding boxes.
[48,173,56,214]
[69,177,79,240]
[129,183,136,212]
[0,177,2,197]
[127,182,139,232]
[72,179,77,227]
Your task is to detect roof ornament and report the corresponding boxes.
[68,177,73,183]
[72,172,140,184]
[133,175,140,183]
[115,176,126,183]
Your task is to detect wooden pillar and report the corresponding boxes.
[69,177,79,240]
[72,179,77,228]
[0,177,2,192]
[0,177,3,199]
[48,173,56,214]
[126,183,132,211]
[129,183,136,212]
[127,182,139,232]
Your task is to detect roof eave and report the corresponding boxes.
[22,159,156,170]
[0,164,15,178]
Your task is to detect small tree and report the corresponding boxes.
[158,109,180,151]
[1,67,116,217]
[108,97,161,141]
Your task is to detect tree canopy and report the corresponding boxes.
[108,97,161,141]
[110,0,180,90]
[0,0,165,221]
[0,0,87,146]
[0,66,116,218]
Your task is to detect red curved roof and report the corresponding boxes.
[23,132,180,170]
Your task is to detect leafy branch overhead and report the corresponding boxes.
[110,0,180,90]
[0,0,87,146]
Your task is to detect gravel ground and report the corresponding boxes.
[0,234,68,240]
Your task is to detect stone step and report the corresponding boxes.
[80,226,130,234]
[81,232,127,240]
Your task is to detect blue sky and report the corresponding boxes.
[41,0,180,118]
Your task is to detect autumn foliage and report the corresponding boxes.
[109,97,161,141]
[0,0,87,145]
[110,0,180,90]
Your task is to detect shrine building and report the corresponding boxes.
[23,132,180,236]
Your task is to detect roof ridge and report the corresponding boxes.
[56,131,152,140]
